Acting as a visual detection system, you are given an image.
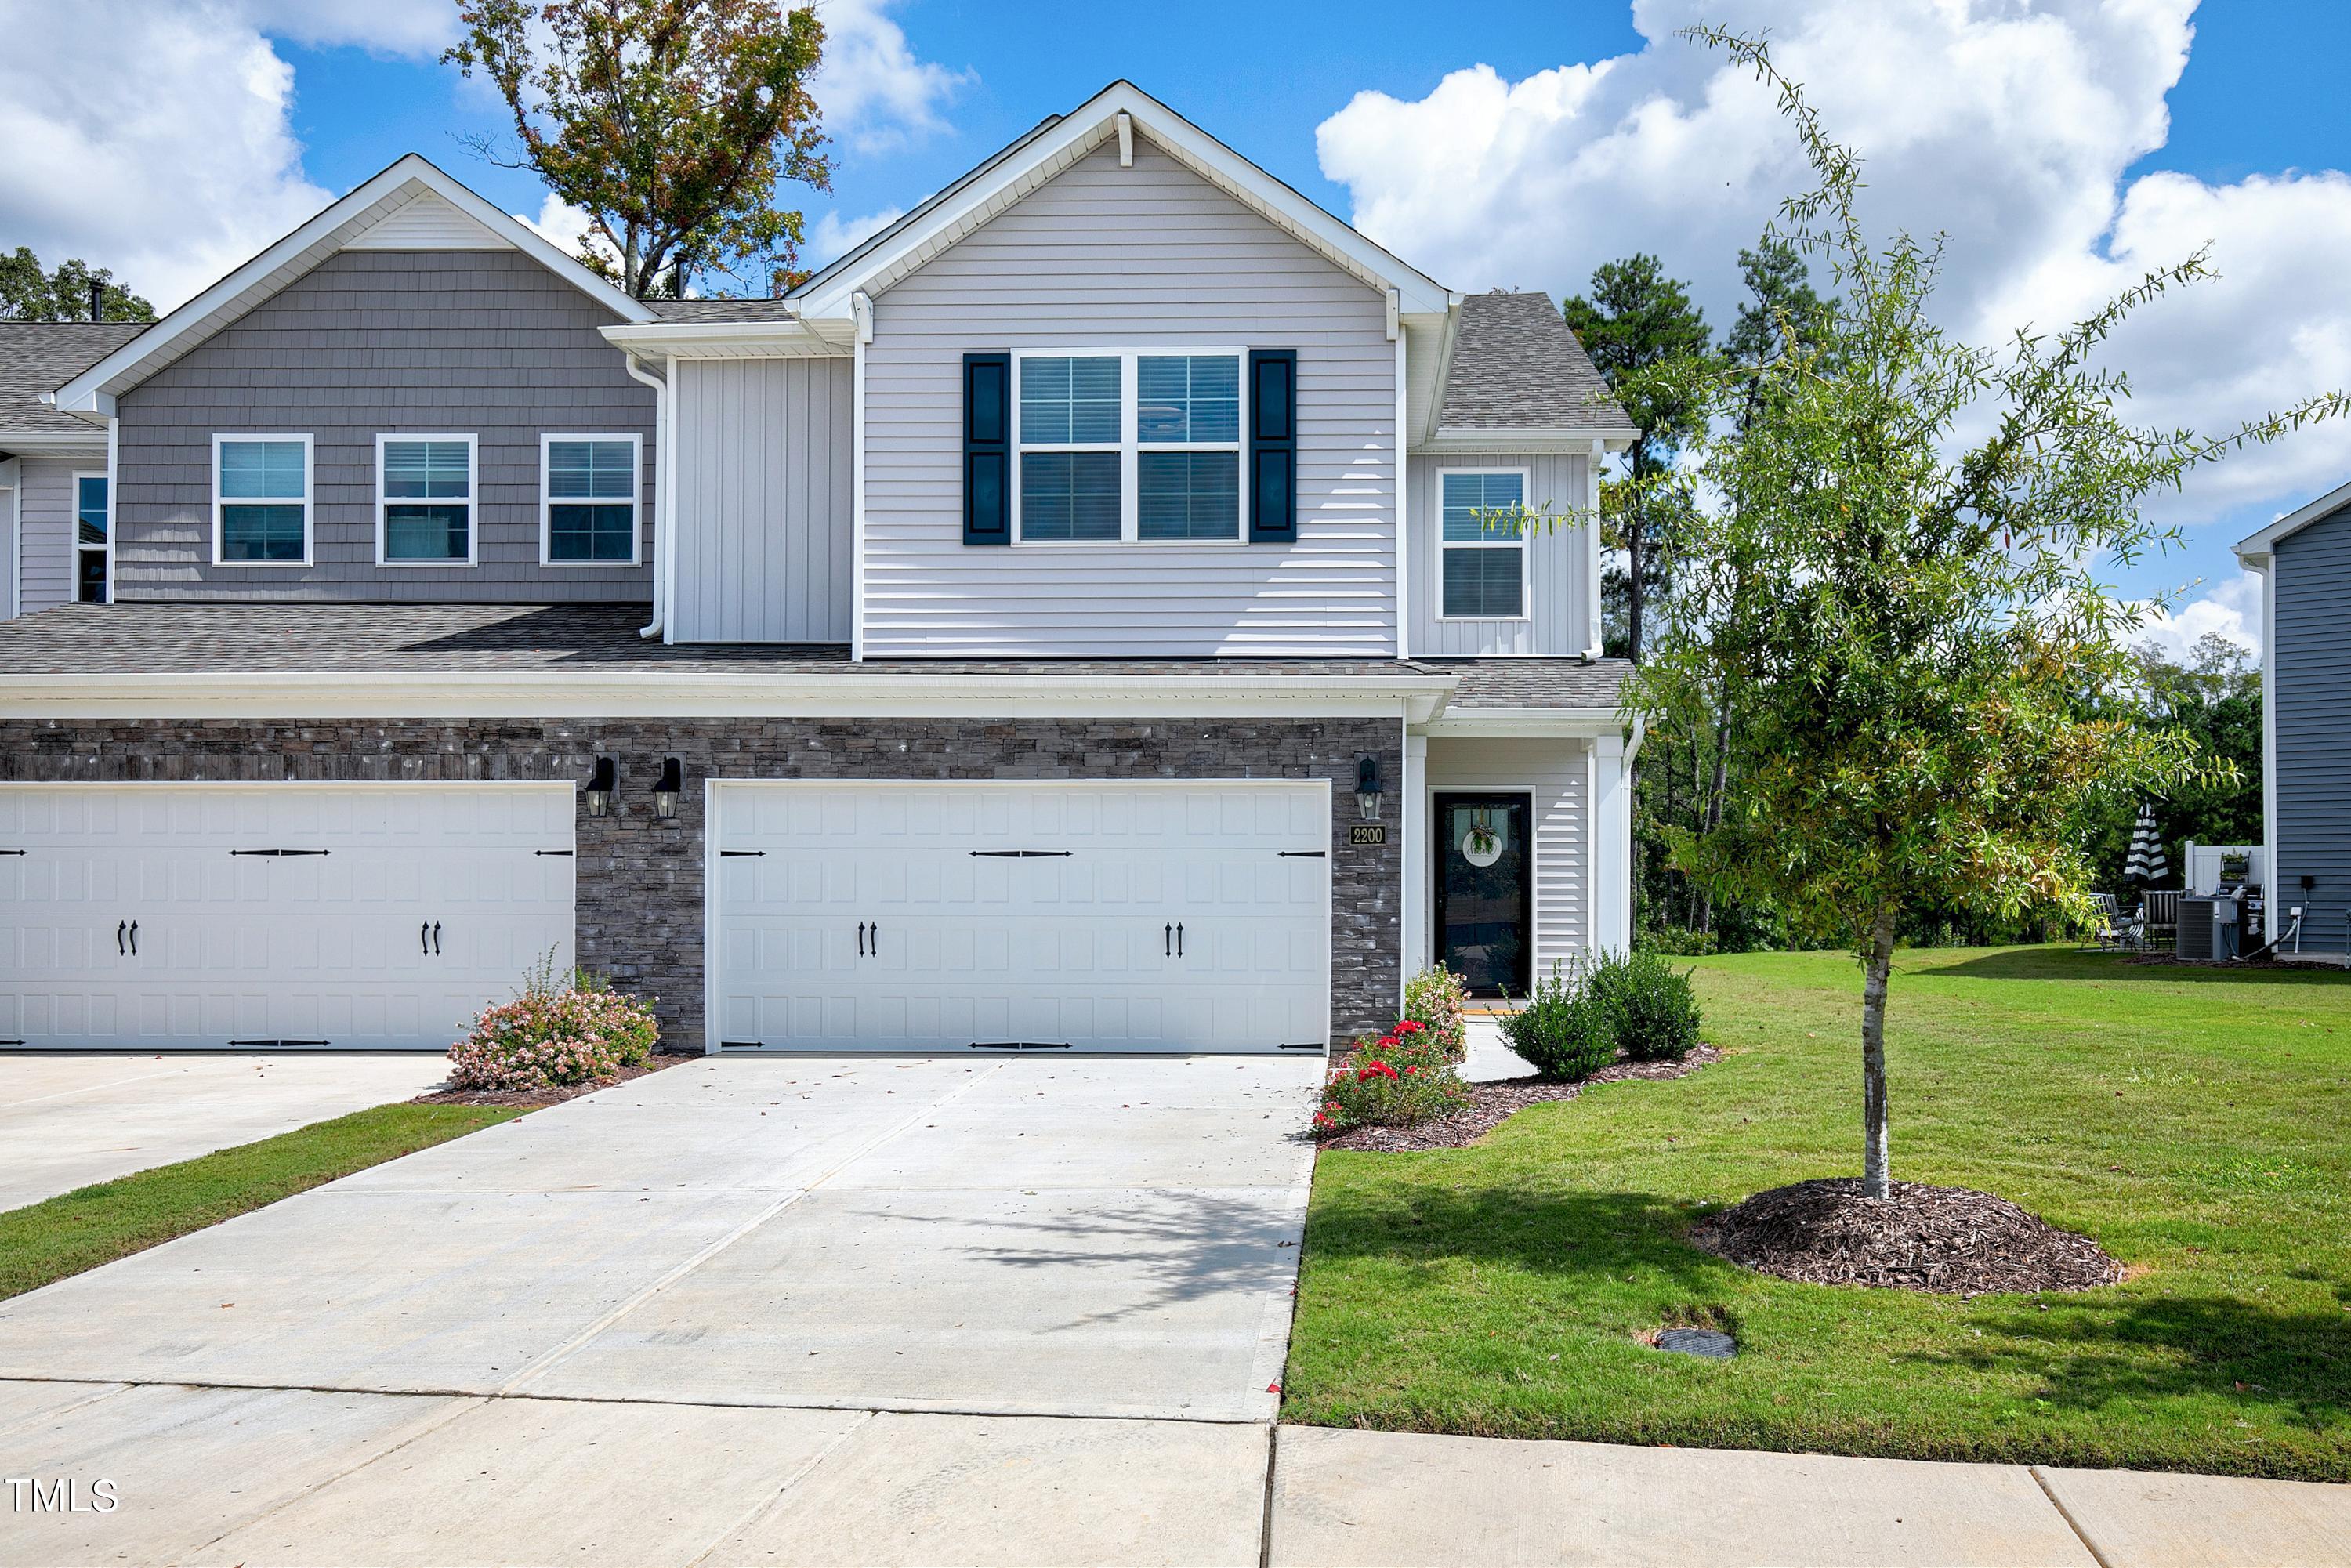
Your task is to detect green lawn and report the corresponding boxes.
[1286,946,2351,1479]
[0,1102,520,1301]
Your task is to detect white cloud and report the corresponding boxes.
[811,0,969,151]
[0,5,330,310]
[231,0,462,58]
[2133,570,2263,661]
[1316,0,2350,532]
[513,191,623,272]
[807,205,904,266]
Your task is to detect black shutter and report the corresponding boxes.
[1248,349,1296,543]
[963,351,1011,545]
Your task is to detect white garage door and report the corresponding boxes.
[711,780,1331,1053]
[0,784,575,1050]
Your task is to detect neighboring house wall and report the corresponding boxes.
[1425,734,1589,977]
[14,458,77,615]
[860,136,1398,658]
[1407,451,1592,656]
[2273,506,2351,955]
[113,249,655,602]
[672,356,853,643]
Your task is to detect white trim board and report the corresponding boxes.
[2237,475,2351,563]
[374,433,479,570]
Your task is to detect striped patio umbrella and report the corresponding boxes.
[2123,803,2170,885]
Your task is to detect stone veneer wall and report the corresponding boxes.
[2,717,1401,1049]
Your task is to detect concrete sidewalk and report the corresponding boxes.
[5,1384,2345,1566]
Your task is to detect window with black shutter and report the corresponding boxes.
[962,351,1010,545]
[1247,349,1295,543]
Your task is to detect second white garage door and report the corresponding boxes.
[710,780,1331,1052]
[0,784,575,1050]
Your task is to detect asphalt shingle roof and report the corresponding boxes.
[1438,291,1636,436]
[0,603,1630,716]
[0,323,147,436]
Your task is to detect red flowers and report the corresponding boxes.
[1356,1059,1400,1081]
[1394,1019,1426,1034]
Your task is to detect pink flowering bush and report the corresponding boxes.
[1312,1020,1469,1135]
[1403,965,1472,1061]
[449,965,658,1092]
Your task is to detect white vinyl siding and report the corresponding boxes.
[861,135,1397,657]
[671,357,853,643]
[1425,735,1588,979]
[1409,451,1592,656]
[13,458,78,615]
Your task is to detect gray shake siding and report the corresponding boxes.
[672,357,853,642]
[1407,451,1593,656]
[861,136,1398,658]
[2273,505,2351,956]
[13,458,78,615]
[113,249,654,602]
[1,715,1401,1050]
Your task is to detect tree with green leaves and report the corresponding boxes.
[444,0,831,299]
[1630,31,2345,1200]
[0,248,154,323]
[1564,255,1712,661]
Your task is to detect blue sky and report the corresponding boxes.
[11,1,2345,651]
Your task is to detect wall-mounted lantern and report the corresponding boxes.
[1355,755,1383,822]
[583,756,617,818]
[652,755,684,820]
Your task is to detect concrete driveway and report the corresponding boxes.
[0,1054,454,1211]
[0,1054,1320,1565]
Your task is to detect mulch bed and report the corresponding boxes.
[1688,1177,2124,1296]
[1317,1045,1722,1153]
[411,1052,694,1109]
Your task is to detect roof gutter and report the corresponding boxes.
[0,668,1463,724]
[620,354,671,640]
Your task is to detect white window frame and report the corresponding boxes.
[1434,465,1532,623]
[1010,347,1248,547]
[539,432,643,568]
[374,433,479,569]
[71,469,108,603]
[211,433,314,568]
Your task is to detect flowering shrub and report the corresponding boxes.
[1313,1021,1470,1134]
[449,965,658,1092]
[1403,965,1471,1060]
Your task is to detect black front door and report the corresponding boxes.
[1433,791,1531,996]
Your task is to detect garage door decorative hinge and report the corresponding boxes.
[1281,1042,1326,1051]
[0,849,24,856]
[969,1041,1073,1050]
[969,849,1074,858]
[229,849,331,856]
[533,849,574,856]
[229,1039,331,1047]
[1277,850,1326,858]
[719,849,765,857]
[719,1041,764,1049]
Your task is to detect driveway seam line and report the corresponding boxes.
[1257,1421,1280,1568]
[496,1063,1009,1396]
[2030,1465,2119,1568]
[684,1408,880,1568]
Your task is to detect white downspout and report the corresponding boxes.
[623,353,669,640]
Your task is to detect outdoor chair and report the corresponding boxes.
[2140,889,2179,950]
[2085,893,2143,951]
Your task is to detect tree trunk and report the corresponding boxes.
[1860,905,1898,1199]
[1626,511,1645,662]
[1696,691,1731,935]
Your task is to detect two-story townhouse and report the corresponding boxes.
[2237,483,2351,965]
[0,82,1639,1054]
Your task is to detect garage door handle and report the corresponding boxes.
[433,922,441,955]
[869,922,878,956]
[857,921,867,957]
[128,921,137,956]
[1176,922,1184,958]
[1165,922,1172,957]
[118,919,127,955]
[421,921,430,956]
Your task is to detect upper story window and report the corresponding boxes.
[1439,469,1528,620]
[213,435,312,566]
[74,473,107,603]
[1014,351,1244,544]
[542,435,640,566]
[378,435,476,567]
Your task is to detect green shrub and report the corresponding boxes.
[1402,965,1471,1060]
[1501,961,1616,1081]
[1592,948,1702,1062]
[1638,926,1719,957]
[1313,1023,1469,1132]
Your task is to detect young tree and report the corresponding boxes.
[1565,255,1713,660]
[444,0,831,299]
[0,248,154,322]
[1632,32,2345,1199]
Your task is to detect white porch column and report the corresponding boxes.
[1401,730,1429,1001]
[1590,730,1633,954]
